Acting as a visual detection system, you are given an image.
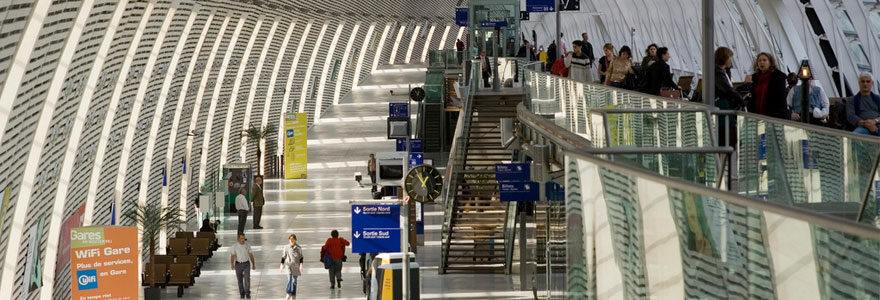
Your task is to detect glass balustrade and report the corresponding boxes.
[564,152,880,300]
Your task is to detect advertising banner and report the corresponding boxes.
[284,113,308,179]
[21,216,45,300]
[70,226,139,300]
[57,203,86,275]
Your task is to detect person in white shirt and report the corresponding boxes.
[235,188,250,235]
[787,79,830,125]
[231,234,256,299]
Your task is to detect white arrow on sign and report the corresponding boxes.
[354,207,361,214]
[353,232,361,238]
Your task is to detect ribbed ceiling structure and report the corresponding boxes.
[522,0,880,97]
[0,0,460,299]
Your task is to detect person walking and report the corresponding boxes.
[748,52,788,119]
[581,33,596,75]
[546,40,557,72]
[251,175,264,229]
[641,47,678,95]
[604,46,634,88]
[235,188,250,235]
[598,43,614,84]
[280,234,303,300]
[322,230,350,289]
[565,40,592,83]
[367,154,377,192]
[478,50,492,88]
[231,234,256,299]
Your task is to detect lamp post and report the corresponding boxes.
[799,59,812,124]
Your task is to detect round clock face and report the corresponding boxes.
[410,87,425,102]
[404,165,443,203]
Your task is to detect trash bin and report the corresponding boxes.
[371,262,419,300]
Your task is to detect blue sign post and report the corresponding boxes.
[455,7,468,26]
[396,139,423,152]
[351,205,401,253]
[389,103,409,119]
[500,182,540,202]
[495,163,530,182]
[480,21,509,27]
[526,0,555,12]
[409,153,423,168]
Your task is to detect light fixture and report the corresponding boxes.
[799,59,812,80]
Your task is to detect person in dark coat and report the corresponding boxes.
[748,52,788,119]
[714,47,743,149]
[641,47,678,95]
[546,41,557,72]
[478,49,492,87]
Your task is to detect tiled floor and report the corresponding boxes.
[162,65,533,299]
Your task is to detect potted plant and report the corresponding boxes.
[123,199,183,300]
[243,124,275,176]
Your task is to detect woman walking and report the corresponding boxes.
[604,46,634,88]
[281,234,303,300]
[322,230,350,289]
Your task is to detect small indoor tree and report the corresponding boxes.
[123,199,183,290]
[243,124,275,175]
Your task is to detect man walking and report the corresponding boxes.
[231,234,256,299]
[479,50,492,88]
[367,154,377,192]
[251,176,264,229]
[581,32,596,82]
[235,188,249,235]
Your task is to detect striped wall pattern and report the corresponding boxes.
[0,0,459,299]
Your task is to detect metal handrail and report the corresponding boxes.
[566,149,880,240]
[440,60,480,273]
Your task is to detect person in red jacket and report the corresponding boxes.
[322,230,350,289]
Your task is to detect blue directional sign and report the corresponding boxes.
[545,181,565,201]
[455,7,468,26]
[351,204,401,253]
[495,163,530,182]
[801,140,818,169]
[759,133,766,160]
[526,0,555,12]
[480,21,508,27]
[409,153,424,168]
[500,182,540,202]
[389,103,409,119]
[396,139,423,152]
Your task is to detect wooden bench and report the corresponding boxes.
[142,263,168,287]
[153,255,174,265]
[196,231,218,250]
[175,255,200,277]
[167,263,194,297]
[175,231,194,241]
[167,238,189,256]
[189,238,212,259]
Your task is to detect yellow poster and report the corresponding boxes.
[284,113,308,179]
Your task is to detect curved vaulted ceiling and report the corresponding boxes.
[0,0,459,299]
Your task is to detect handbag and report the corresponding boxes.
[660,88,682,99]
[551,56,568,77]
[342,255,348,262]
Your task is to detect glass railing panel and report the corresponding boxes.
[737,115,880,212]
[565,153,880,299]
[607,153,720,188]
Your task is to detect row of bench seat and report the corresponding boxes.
[142,231,219,297]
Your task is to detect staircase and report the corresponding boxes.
[535,202,566,273]
[442,91,523,273]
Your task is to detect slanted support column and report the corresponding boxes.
[702,0,715,107]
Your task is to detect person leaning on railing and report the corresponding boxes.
[846,72,880,136]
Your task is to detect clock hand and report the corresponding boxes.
[417,173,429,186]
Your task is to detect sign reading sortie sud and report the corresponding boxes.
[70,226,138,300]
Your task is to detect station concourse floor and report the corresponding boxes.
[164,65,534,299]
